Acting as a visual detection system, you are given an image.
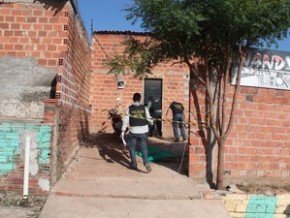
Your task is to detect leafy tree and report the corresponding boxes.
[108,0,290,190]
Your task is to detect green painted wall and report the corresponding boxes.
[0,122,52,175]
[246,195,277,218]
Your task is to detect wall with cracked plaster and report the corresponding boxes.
[0,57,56,119]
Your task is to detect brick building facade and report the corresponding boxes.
[0,0,289,195]
[90,31,190,138]
[90,32,290,184]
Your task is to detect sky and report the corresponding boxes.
[77,0,143,33]
[77,0,289,52]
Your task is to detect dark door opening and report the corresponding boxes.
[144,79,163,137]
[144,79,163,108]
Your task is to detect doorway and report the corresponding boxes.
[144,79,186,174]
[144,79,163,137]
[144,79,163,108]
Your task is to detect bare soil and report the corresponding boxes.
[0,191,47,218]
[236,182,290,195]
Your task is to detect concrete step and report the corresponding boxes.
[51,176,200,200]
[40,195,231,218]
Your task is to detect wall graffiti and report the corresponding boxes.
[231,48,290,90]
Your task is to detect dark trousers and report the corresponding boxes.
[149,111,162,137]
[172,113,187,140]
[127,132,149,168]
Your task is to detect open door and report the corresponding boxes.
[144,79,163,107]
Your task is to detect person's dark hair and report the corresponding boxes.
[133,93,141,102]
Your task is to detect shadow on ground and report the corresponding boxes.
[81,132,189,175]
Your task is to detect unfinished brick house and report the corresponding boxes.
[90,31,190,137]
[90,32,290,183]
[0,0,289,196]
[0,0,91,194]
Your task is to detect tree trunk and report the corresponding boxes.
[206,66,217,186]
[216,139,225,190]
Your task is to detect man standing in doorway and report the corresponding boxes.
[166,101,187,142]
[121,93,153,173]
[147,96,163,138]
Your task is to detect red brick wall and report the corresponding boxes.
[189,82,290,182]
[44,1,92,180]
[91,32,190,138]
[0,1,92,191]
[0,2,67,66]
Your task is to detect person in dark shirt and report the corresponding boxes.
[166,101,187,142]
[147,96,162,138]
[121,93,153,173]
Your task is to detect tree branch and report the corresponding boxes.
[225,44,244,138]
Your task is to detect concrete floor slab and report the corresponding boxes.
[40,195,230,218]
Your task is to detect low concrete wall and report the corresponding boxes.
[222,193,290,218]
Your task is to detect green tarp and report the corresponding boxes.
[136,145,181,162]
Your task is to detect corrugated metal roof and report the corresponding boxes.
[93,30,151,36]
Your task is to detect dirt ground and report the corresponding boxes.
[0,191,47,218]
[83,132,290,195]
[82,132,189,174]
[236,182,290,195]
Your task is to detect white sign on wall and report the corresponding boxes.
[231,48,290,90]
